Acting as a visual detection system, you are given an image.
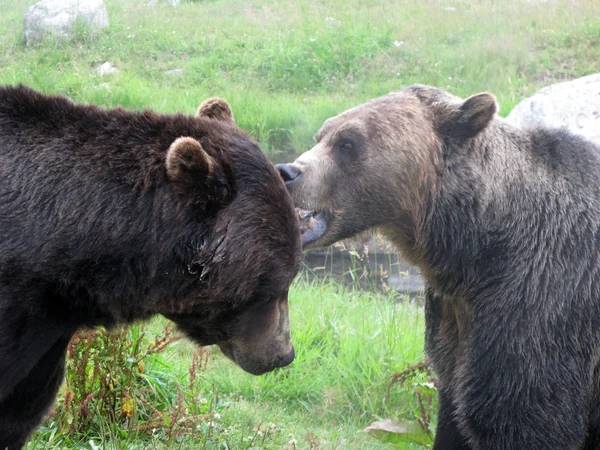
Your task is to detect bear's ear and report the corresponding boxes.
[166,137,214,180]
[444,92,497,140]
[196,97,235,124]
[166,137,235,207]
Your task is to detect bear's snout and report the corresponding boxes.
[273,346,295,369]
[275,163,302,184]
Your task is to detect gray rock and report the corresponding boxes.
[507,73,600,145]
[97,62,119,77]
[24,0,109,46]
[164,68,185,77]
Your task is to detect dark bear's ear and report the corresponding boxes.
[166,137,214,180]
[166,137,235,207]
[196,98,235,124]
[444,92,497,140]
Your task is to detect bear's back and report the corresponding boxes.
[526,126,600,190]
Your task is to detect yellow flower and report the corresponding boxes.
[121,398,135,417]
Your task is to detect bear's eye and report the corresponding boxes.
[340,142,353,152]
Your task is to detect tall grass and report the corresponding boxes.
[1,0,598,156]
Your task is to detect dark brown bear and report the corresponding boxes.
[0,85,301,449]
[277,85,600,450]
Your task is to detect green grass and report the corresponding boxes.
[3,0,599,447]
[1,0,598,158]
[27,280,427,449]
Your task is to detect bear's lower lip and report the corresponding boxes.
[297,209,329,247]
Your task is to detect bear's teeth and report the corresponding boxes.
[296,208,316,232]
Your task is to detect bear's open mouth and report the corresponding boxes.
[297,209,330,247]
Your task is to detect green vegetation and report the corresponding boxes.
[27,280,427,449]
[2,0,598,447]
[1,0,598,159]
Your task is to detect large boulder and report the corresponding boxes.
[507,73,600,145]
[24,0,109,46]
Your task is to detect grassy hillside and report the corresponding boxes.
[1,0,598,160]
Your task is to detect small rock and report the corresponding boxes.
[98,62,119,77]
[164,68,185,77]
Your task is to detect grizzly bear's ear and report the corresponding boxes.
[196,98,235,124]
[444,92,498,140]
[166,137,214,180]
[166,137,235,207]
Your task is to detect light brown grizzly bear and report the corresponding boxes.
[0,85,301,449]
[277,85,600,450]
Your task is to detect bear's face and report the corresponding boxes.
[164,99,301,375]
[277,85,497,251]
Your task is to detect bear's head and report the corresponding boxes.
[163,98,301,375]
[276,85,497,256]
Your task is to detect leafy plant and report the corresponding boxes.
[365,361,438,448]
[45,323,213,446]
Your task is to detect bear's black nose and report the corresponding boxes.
[275,163,302,184]
[273,347,295,369]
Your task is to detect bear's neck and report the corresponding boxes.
[384,120,542,297]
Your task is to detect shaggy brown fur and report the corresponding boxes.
[0,85,301,449]
[277,85,600,450]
